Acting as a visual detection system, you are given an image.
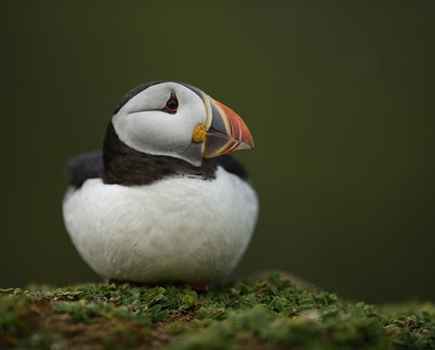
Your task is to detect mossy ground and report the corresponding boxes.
[1,273,434,350]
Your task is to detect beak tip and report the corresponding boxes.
[235,141,254,151]
[241,131,255,151]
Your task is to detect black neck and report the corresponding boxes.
[102,123,217,186]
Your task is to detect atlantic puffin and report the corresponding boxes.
[63,81,258,289]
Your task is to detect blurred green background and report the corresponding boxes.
[4,2,433,303]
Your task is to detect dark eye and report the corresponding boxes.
[163,93,178,114]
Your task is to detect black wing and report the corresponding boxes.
[67,151,104,188]
[66,152,248,188]
[216,155,249,181]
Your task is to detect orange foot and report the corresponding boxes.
[190,282,209,292]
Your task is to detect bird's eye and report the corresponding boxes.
[163,93,178,114]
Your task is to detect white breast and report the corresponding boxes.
[62,167,258,284]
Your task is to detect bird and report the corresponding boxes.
[62,81,258,290]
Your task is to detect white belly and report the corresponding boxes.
[62,167,258,284]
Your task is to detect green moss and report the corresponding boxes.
[0,294,32,336]
[0,273,434,349]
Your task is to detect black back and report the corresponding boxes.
[66,151,103,188]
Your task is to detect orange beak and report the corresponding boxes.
[203,99,255,158]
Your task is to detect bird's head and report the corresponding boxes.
[111,81,254,167]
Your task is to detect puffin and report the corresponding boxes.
[63,81,258,289]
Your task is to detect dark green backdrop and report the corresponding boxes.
[4,2,433,303]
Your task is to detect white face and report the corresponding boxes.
[112,82,210,167]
